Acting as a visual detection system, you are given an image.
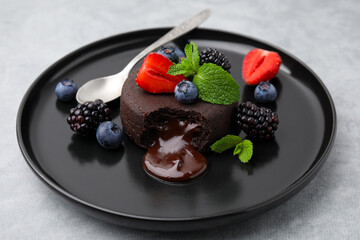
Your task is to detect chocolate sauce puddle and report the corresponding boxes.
[143,119,208,182]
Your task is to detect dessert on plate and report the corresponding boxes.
[63,41,281,183]
[119,43,241,182]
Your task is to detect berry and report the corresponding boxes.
[136,53,186,93]
[254,82,277,103]
[199,48,231,73]
[174,80,198,104]
[236,101,279,140]
[55,79,78,102]
[157,47,184,63]
[242,48,282,85]
[174,47,186,59]
[96,121,124,149]
[67,99,112,136]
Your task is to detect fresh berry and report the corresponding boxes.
[174,80,198,104]
[55,79,78,102]
[157,47,184,63]
[136,53,186,93]
[236,101,279,140]
[174,47,186,59]
[254,81,277,103]
[199,48,231,73]
[67,99,112,136]
[242,48,282,85]
[96,121,124,149]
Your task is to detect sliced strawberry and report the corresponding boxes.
[242,48,282,85]
[136,53,186,93]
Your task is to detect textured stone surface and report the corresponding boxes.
[1,0,359,239]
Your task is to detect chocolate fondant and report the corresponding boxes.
[120,70,238,152]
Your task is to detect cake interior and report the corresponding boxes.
[140,108,210,151]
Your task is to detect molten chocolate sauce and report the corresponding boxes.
[143,119,208,182]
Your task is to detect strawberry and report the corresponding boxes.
[242,48,282,85]
[136,53,186,93]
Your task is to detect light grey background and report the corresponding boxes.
[1,0,359,239]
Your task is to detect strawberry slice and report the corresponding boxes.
[136,53,186,93]
[242,48,282,85]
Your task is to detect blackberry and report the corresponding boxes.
[236,101,279,140]
[67,99,112,136]
[199,48,231,73]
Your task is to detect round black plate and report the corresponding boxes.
[17,28,336,231]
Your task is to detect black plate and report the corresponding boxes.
[16,28,336,231]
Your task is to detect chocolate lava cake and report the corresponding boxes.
[120,70,238,152]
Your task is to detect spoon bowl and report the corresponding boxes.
[76,72,126,104]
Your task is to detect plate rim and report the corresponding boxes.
[16,27,337,224]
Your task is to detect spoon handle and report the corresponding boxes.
[122,8,212,74]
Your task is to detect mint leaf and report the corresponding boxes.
[190,42,200,71]
[183,42,199,73]
[238,139,253,163]
[210,135,242,153]
[184,42,193,67]
[168,42,199,77]
[233,142,243,155]
[193,63,240,105]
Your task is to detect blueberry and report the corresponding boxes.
[96,121,124,149]
[55,79,78,102]
[254,81,277,103]
[174,48,186,59]
[174,80,198,104]
[157,47,184,63]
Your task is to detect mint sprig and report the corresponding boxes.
[210,135,242,153]
[168,42,199,77]
[184,40,200,71]
[167,58,196,77]
[211,135,253,163]
[167,42,240,105]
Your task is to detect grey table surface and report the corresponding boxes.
[1,0,359,239]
